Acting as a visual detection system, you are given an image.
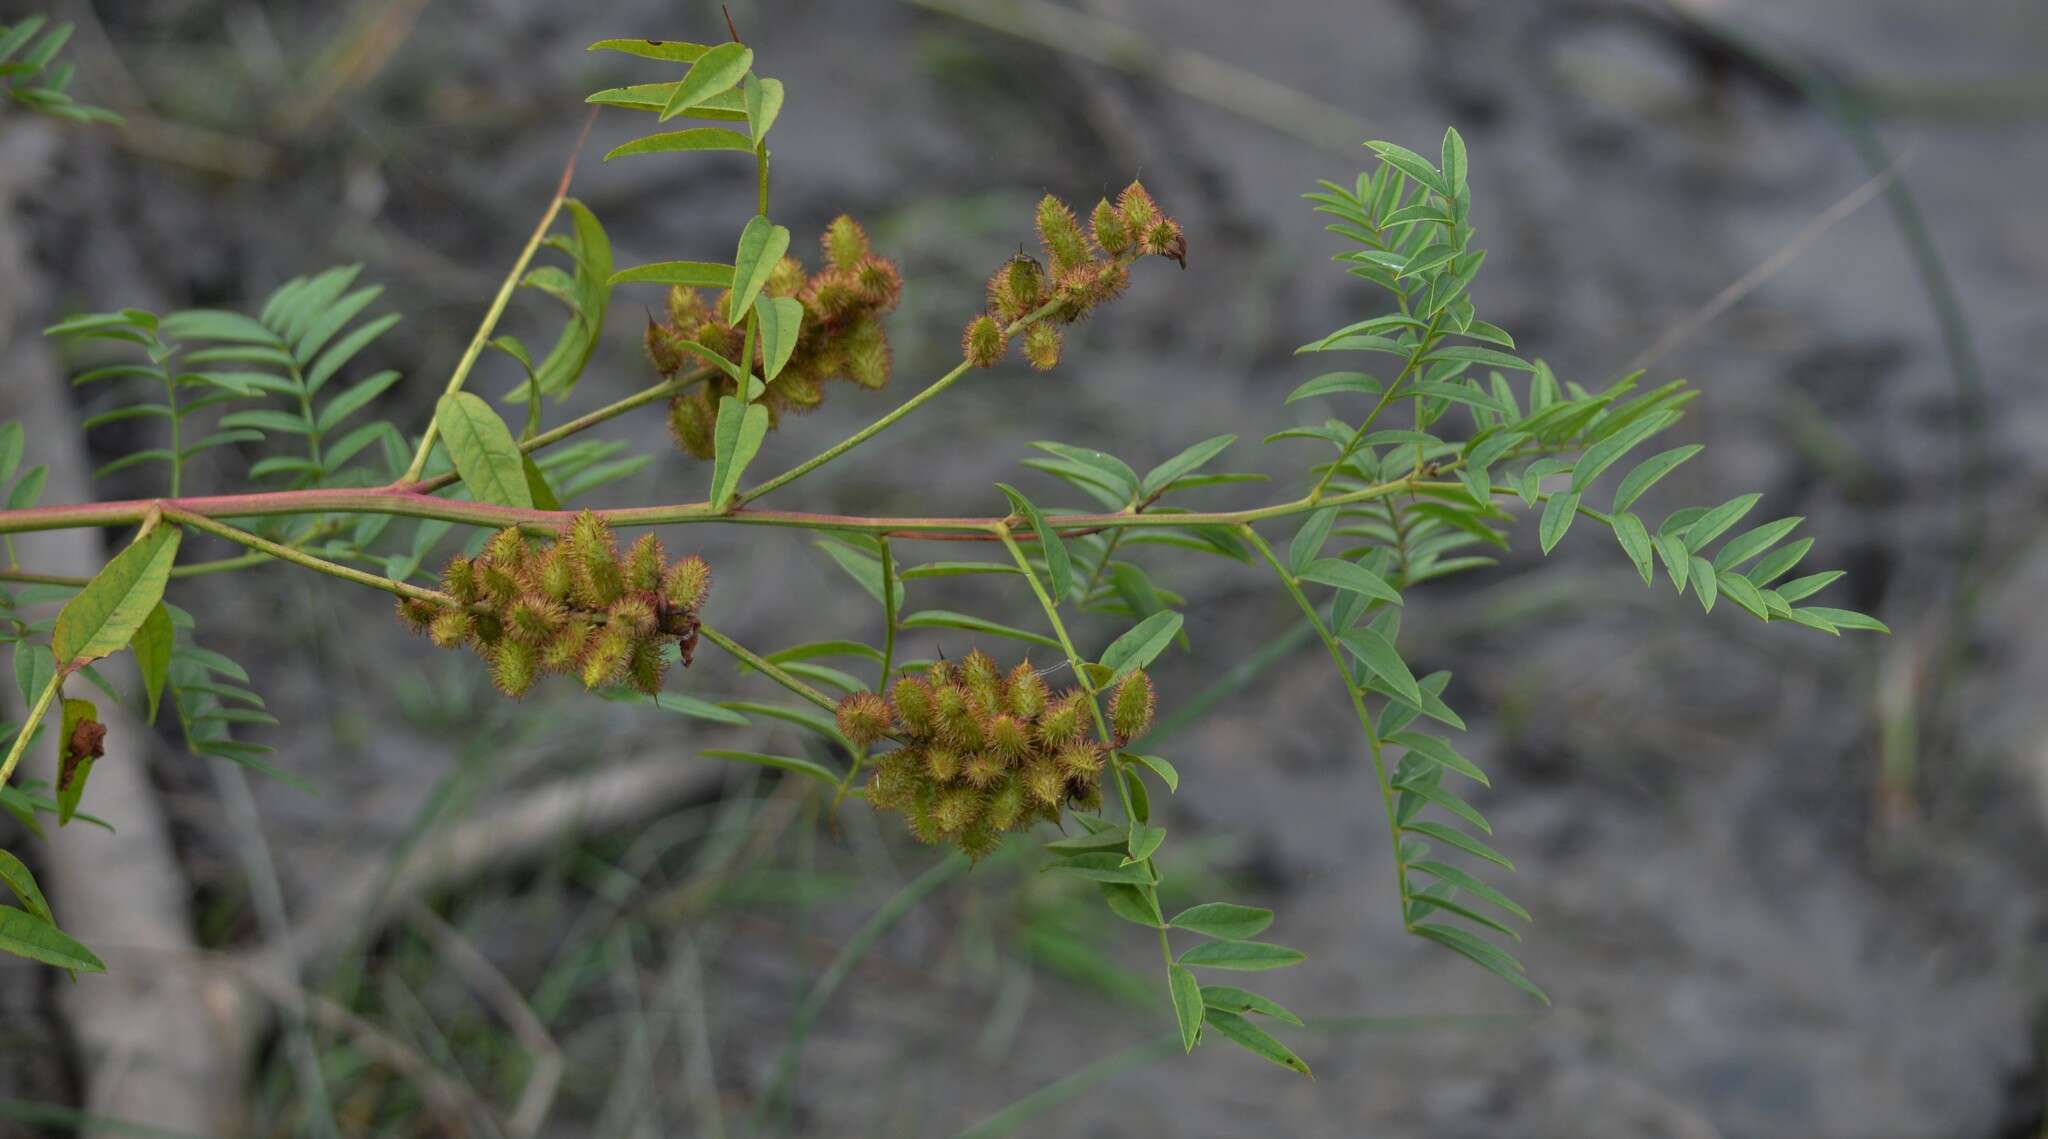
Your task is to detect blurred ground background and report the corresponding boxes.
[0,0,2045,1136]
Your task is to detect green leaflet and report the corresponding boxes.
[435,393,532,509]
[53,525,182,669]
[708,396,769,509]
[727,215,792,322]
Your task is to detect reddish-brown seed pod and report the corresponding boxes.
[1142,217,1187,268]
[852,256,902,311]
[645,317,687,375]
[506,594,566,645]
[841,318,891,389]
[836,692,894,748]
[606,596,658,638]
[669,393,716,460]
[396,597,439,632]
[765,254,808,299]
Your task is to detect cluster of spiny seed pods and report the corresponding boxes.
[397,511,711,699]
[655,215,902,458]
[835,650,1157,858]
[962,180,1186,372]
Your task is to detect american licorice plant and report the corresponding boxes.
[0,22,1883,1078]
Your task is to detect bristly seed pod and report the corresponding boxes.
[891,676,935,736]
[1005,661,1047,720]
[668,394,716,460]
[396,597,438,632]
[1037,691,1086,747]
[963,315,1006,368]
[662,555,712,612]
[624,533,666,592]
[1117,180,1160,232]
[667,284,708,327]
[1090,198,1131,255]
[985,713,1030,760]
[645,317,687,375]
[1035,195,1093,275]
[961,751,1006,788]
[1142,217,1188,268]
[823,214,871,270]
[1023,322,1062,372]
[492,639,540,698]
[441,558,480,605]
[1055,740,1103,780]
[836,692,893,748]
[429,609,473,649]
[841,317,891,389]
[580,625,634,690]
[628,639,667,696]
[924,746,962,783]
[1111,670,1157,742]
[506,594,565,644]
[1023,759,1066,806]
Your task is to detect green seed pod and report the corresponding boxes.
[985,713,1030,761]
[1090,197,1131,255]
[506,594,566,644]
[580,625,634,690]
[1117,180,1160,232]
[570,515,625,609]
[667,284,709,328]
[484,526,530,571]
[932,788,982,835]
[1037,691,1087,747]
[491,639,539,698]
[823,214,871,270]
[645,317,687,375]
[1023,322,1062,371]
[961,751,1006,788]
[891,677,935,737]
[662,555,713,613]
[765,254,809,298]
[983,776,1027,832]
[624,533,666,592]
[923,746,961,783]
[537,545,575,604]
[480,561,524,606]
[841,317,891,390]
[441,557,480,605]
[470,614,505,647]
[668,393,716,460]
[1111,670,1156,742]
[540,621,589,673]
[1035,194,1092,275]
[1055,740,1103,780]
[958,824,1003,861]
[962,315,1006,368]
[836,692,894,748]
[1069,779,1103,813]
[1023,758,1066,806]
[908,794,945,845]
[958,650,1003,709]
[428,609,474,649]
[606,596,658,638]
[627,638,667,696]
[396,597,439,632]
[1005,661,1047,720]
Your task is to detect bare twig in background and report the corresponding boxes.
[406,902,566,1139]
[1625,145,1916,374]
[902,0,1371,156]
[275,0,433,134]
